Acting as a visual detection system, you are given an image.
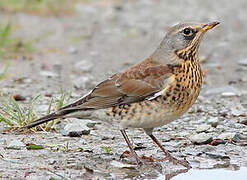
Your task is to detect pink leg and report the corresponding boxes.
[148,133,191,169]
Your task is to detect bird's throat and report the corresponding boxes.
[174,45,199,62]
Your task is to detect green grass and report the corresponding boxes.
[102,146,112,154]
[56,88,72,110]
[42,89,71,130]
[0,95,40,127]
[0,0,76,16]
[0,89,71,130]
[0,22,35,59]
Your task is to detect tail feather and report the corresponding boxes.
[25,112,61,128]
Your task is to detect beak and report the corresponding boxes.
[200,22,220,32]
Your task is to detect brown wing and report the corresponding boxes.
[59,57,173,111]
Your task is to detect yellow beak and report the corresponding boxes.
[201,22,220,32]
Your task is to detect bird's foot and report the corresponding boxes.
[120,150,155,165]
[158,154,191,169]
[120,150,190,168]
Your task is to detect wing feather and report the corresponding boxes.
[59,58,173,111]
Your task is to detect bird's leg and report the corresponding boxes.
[145,130,190,169]
[120,129,142,165]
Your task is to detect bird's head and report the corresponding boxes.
[153,22,220,62]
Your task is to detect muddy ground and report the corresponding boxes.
[0,0,247,179]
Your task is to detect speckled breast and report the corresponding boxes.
[106,60,202,129]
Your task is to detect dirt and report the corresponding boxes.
[0,0,247,179]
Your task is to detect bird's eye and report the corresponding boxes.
[183,28,193,36]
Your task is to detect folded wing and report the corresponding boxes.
[59,58,173,112]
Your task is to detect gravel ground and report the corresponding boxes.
[0,0,247,179]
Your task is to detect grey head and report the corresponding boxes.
[152,22,220,63]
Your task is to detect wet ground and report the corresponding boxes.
[0,0,247,179]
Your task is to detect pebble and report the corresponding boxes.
[178,131,191,137]
[199,56,208,63]
[40,71,59,78]
[61,122,91,137]
[6,140,26,150]
[68,47,78,54]
[231,109,243,116]
[75,60,93,73]
[233,133,247,141]
[110,160,136,169]
[47,159,56,165]
[205,152,230,160]
[201,146,216,153]
[189,133,213,145]
[238,58,247,66]
[218,132,236,140]
[183,150,202,156]
[216,125,226,131]
[240,120,247,125]
[221,92,237,97]
[13,94,26,101]
[234,123,247,129]
[196,124,211,133]
[207,117,219,127]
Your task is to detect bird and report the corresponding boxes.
[25,21,220,168]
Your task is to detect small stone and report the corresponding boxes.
[221,92,237,97]
[207,117,219,127]
[199,56,208,63]
[75,60,93,73]
[240,120,247,125]
[202,145,216,152]
[205,152,230,160]
[218,132,236,140]
[231,109,243,116]
[216,125,226,131]
[233,133,247,142]
[61,122,90,137]
[196,124,211,133]
[178,131,190,137]
[102,136,110,140]
[234,123,246,129]
[110,160,136,169]
[183,150,202,156]
[13,94,26,101]
[189,133,213,144]
[238,58,247,66]
[48,159,56,165]
[6,140,25,150]
[68,47,78,54]
[86,122,96,128]
[40,71,59,78]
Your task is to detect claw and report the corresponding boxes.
[163,154,191,169]
[120,150,131,159]
[140,155,155,162]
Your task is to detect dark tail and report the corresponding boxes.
[25,93,95,129]
[25,112,62,128]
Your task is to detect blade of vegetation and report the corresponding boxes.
[26,143,45,150]
[0,89,71,131]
